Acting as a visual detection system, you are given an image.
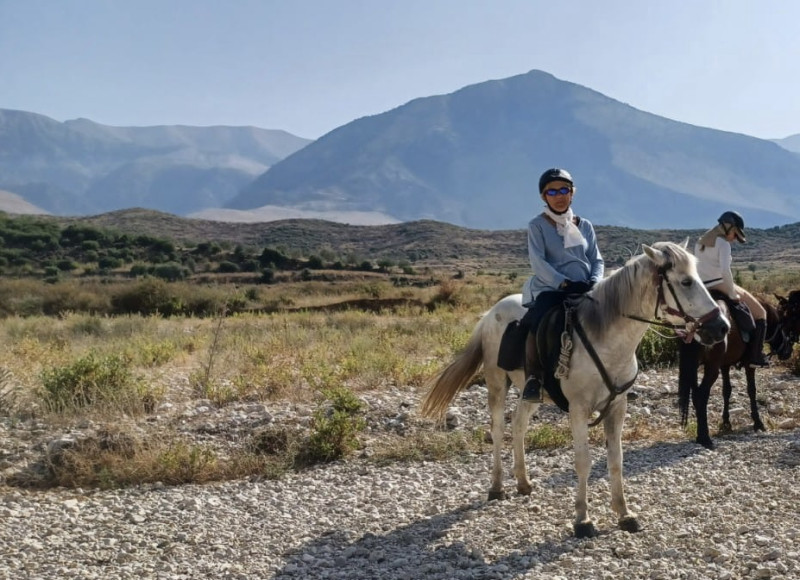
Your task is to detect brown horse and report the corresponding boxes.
[678,294,797,449]
[776,290,800,346]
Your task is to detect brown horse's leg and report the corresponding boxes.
[745,367,766,432]
[692,342,724,449]
[720,367,733,434]
[694,369,719,449]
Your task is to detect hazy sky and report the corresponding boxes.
[2,1,799,140]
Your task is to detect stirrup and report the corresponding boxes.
[521,376,542,401]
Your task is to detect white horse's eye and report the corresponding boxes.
[680,278,693,287]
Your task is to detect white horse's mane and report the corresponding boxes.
[578,241,695,337]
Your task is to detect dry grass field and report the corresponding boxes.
[2,211,800,490]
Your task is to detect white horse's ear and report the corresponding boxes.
[680,237,690,249]
[642,243,667,266]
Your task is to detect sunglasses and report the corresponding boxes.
[544,186,572,197]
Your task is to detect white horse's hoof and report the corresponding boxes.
[516,482,533,496]
[619,515,640,533]
[574,521,597,538]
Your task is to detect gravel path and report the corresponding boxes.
[2,367,800,579]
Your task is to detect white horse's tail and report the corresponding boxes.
[419,315,487,421]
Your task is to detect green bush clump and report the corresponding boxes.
[40,352,153,413]
[111,278,184,316]
[302,387,366,463]
[636,328,680,369]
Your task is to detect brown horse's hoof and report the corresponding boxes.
[753,420,766,432]
[487,490,506,501]
[574,521,597,538]
[619,516,640,533]
[696,436,715,450]
[719,422,733,435]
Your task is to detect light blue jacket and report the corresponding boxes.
[522,213,604,304]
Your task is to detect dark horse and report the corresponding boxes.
[678,294,797,449]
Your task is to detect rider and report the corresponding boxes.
[519,168,604,401]
[695,210,769,368]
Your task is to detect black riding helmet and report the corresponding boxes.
[538,168,573,193]
[718,210,746,243]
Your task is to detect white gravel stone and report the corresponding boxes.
[2,367,800,578]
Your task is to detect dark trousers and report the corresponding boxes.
[520,291,567,335]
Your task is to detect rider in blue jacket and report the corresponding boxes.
[520,168,604,401]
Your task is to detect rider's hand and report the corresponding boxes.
[562,280,592,294]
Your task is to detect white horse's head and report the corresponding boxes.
[642,240,729,346]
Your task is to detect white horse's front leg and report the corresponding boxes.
[604,398,640,533]
[570,408,595,538]
[486,368,508,500]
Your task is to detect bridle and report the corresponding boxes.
[624,263,721,343]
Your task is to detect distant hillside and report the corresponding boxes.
[57,209,800,271]
[774,133,800,153]
[230,69,800,230]
[188,205,400,226]
[0,189,49,215]
[0,109,311,216]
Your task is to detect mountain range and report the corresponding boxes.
[3,69,800,230]
[0,108,310,216]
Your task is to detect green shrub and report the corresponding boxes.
[636,327,680,369]
[260,268,275,284]
[152,262,188,282]
[306,255,324,269]
[40,352,151,413]
[301,387,366,463]
[129,263,150,277]
[98,256,123,270]
[110,278,184,316]
[38,281,110,316]
[217,261,240,273]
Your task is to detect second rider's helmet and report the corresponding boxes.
[718,210,746,243]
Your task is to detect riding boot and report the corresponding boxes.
[746,319,770,368]
[521,332,542,401]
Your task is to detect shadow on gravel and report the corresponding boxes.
[273,431,800,578]
[542,430,800,489]
[272,501,582,579]
[541,439,706,489]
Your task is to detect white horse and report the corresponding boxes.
[420,241,729,537]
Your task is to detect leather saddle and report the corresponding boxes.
[709,289,754,341]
